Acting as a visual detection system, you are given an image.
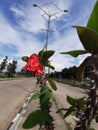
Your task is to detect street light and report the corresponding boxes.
[33,2,68,50]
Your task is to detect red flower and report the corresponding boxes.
[34,64,43,76]
[29,54,39,62]
[24,54,43,76]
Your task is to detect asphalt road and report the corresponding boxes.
[0,78,36,130]
[17,80,98,130]
[0,79,98,130]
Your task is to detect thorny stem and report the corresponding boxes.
[74,54,98,130]
[37,72,54,130]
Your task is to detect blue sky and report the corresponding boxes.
[0,0,97,71]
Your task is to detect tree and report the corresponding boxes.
[0,56,8,72]
[61,66,77,79]
[7,60,17,77]
[61,68,68,79]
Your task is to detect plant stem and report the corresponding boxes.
[74,55,98,130]
[38,73,54,130]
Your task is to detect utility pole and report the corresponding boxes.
[33,2,68,51]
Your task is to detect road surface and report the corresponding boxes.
[53,81,98,130]
[0,78,36,130]
[0,78,98,130]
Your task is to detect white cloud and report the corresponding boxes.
[56,0,72,10]
[0,13,42,70]
[10,5,25,17]
[0,10,89,72]
[10,4,46,33]
[0,12,42,55]
[48,29,84,52]
[47,29,85,71]
[16,59,25,71]
[0,14,19,44]
[0,0,96,72]
[9,0,73,33]
[50,52,74,71]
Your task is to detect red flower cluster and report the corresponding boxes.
[24,54,43,76]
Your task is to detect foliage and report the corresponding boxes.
[23,109,53,129]
[60,1,98,130]
[23,87,53,129]
[22,50,56,130]
[38,50,55,70]
[87,1,98,34]
[61,1,98,82]
[0,56,19,78]
[61,50,88,57]
[22,1,98,130]
[73,26,98,53]
[7,60,17,77]
[49,66,79,80]
[47,77,57,90]
[0,56,8,72]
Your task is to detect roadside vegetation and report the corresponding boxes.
[22,1,98,130]
[0,57,90,89]
[0,56,34,78]
[49,65,90,89]
[0,1,98,129]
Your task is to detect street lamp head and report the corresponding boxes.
[64,10,68,12]
[33,4,38,7]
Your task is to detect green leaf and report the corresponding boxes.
[73,26,98,53]
[29,93,40,102]
[71,111,77,116]
[76,56,92,81]
[23,110,53,129]
[44,61,55,70]
[56,108,68,113]
[22,56,29,62]
[47,78,57,90]
[87,1,98,34]
[40,87,52,108]
[61,50,88,57]
[96,116,98,122]
[77,97,86,109]
[40,87,52,95]
[64,106,75,118]
[38,49,44,61]
[67,95,77,106]
[40,50,55,63]
[88,128,95,130]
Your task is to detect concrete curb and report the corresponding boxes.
[7,92,34,130]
